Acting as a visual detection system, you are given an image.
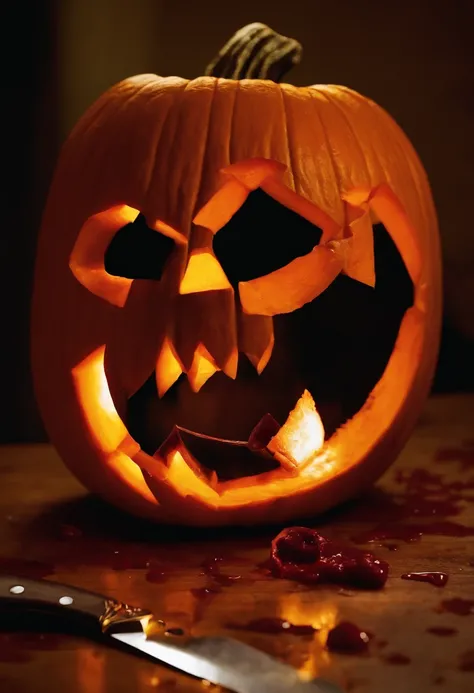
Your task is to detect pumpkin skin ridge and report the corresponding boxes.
[32,71,441,526]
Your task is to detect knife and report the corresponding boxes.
[0,575,342,693]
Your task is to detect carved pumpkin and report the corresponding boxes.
[31,24,441,525]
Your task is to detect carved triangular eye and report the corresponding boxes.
[104,213,174,280]
[212,189,323,286]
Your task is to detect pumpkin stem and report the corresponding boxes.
[204,22,302,82]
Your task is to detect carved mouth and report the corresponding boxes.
[70,181,415,490]
[125,222,413,482]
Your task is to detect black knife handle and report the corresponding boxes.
[0,575,151,633]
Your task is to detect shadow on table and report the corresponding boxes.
[3,486,393,574]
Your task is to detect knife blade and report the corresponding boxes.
[0,575,342,693]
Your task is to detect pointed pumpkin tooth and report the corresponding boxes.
[175,248,238,377]
[238,312,275,374]
[105,280,168,398]
[155,335,184,398]
[175,286,238,378]
[187,343,220,393]
[221,344,239,380]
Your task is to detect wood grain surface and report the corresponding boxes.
[0,394,473,693]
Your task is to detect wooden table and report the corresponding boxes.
[0,394,473,693]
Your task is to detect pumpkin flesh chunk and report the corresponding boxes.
[267,390,325,469]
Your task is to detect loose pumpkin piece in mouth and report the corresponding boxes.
[267,390,325,470]
[153,392,324,483]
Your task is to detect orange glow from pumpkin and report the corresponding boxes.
[72,345,139,456]
[179,250,231,294]
[167,450,219,501]
[279,594,338,676]
[268,390,325,469]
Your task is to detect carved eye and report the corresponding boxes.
[105,213,175,281]
[70,205,185,308]
[212,189,322,286]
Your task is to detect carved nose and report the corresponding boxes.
[179,250,231,294]
[172,249,237,393]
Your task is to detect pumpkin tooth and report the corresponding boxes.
[155,336,184,398]
[187,343,220,392]
[221,345,239,379]
[175,286,238,378]
[238,312,274,374]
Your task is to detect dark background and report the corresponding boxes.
[2,0,473,443]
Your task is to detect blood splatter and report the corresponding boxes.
[326,622,371,654]
[426,626,457,636]
[458,649,474,672]
[227,617,316,636]
[383,653,411,665]
[270,527,389,589]
[200,557,242,586]
[437,598,474,616]
[401,572,449,587]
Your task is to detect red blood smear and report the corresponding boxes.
[353,521,474,545]
[438,598,474,616]
[145,565,169,584]
[190,586,222,601]
[227,617,315,636]
[200,557,242,586]
[348,463,474,545]
[190,586,222,624]
[384,653,411,665]
[0,556,55,579]
[353,525,423,544]
[401,572,449,587]
[326,621,371,654]
[435,447,474,471]
[58,524,83,539]
[0,633,65,663]
[270,527,389,589]
[459,649,474,672]
[426,626,458,636]
[383,544,399,551]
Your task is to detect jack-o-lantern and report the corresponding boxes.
[31,24,441,525]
